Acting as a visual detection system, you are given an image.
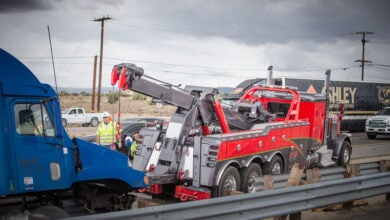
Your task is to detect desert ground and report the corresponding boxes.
[59,94,176,119]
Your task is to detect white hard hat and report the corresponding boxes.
[102,111,110,117]
[125,136,133,147]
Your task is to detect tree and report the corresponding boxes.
[108,92,119,104]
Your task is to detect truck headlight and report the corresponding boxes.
[365,120,370,126]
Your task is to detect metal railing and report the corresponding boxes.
[68,163,390,220]
[255,161,383,191]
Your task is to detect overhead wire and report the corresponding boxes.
[17,55,370,79]
[369,63,390,68]
[110,19,357,41]
[104,57,262,72]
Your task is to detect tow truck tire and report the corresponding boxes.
[240,163,262,193]
[62,119,67,127]
[337,141,351,166]
[90,117,99,127]
[263,155,283,175]
[215,166,240,197]
[367,133,376,139]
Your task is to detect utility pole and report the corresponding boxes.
[355,31,373,81]
[94,16,111,112]
[91,55,98,112]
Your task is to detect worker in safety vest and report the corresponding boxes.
[96,111,121,150]
[125,133,140,160]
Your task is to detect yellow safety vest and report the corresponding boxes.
[96,121,118,145]
[130,141,137,159]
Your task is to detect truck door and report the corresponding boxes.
[11,101,64,193]
[67,108,78,124]
[77,108,87,123]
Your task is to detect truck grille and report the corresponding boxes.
[371,120,386,128]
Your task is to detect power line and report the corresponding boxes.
[371,40,390,45]
[110,20,202,36]
[367,65,390,72]
[105,57,263,72]
[19,55,366,77]
[368,63,390,68]
[110,19,355,40]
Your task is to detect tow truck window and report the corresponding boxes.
[267,102,290,118]
[14,103,55,137]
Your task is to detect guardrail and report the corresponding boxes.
[67,159,390,220]
[68,172,390,220]
[254,160,386,191]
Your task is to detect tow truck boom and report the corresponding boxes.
[112,63,199,110]
[111,63,224,184]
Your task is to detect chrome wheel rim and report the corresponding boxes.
[343,147,350,164]
[247,171,259,193]
[272,162,282,175]
[223,175,238,194]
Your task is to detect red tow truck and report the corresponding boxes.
[111,64,352,201]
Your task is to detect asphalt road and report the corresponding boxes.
[350,132,390,160]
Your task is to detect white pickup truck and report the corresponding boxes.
[61,107,104,127]
[365,107,390,139]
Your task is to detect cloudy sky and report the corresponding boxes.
[1,0,389,91]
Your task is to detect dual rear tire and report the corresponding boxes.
[262,155,283,175]
[214,166,241,197]
[215,156,284,197]
[240,163,262,193]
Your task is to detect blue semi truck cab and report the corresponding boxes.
[0,48,147,214]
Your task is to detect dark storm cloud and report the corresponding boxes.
[0,0,52,13]
[126,0,390,44]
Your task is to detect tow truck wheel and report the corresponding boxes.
[62,119,67,127]
[367,133,376,139]
[240,163,262,193]
[215,166,240,197]
[263,155,283,175]
[90,117,99,127]
[337,141,351,166]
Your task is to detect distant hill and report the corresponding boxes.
[59,86,234,95]
[218,87,233,94]
[58,87,114,94]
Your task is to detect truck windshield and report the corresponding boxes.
[14,103,55,137]
[62,108,71,114]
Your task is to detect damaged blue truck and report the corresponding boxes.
[0,48,147,217]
